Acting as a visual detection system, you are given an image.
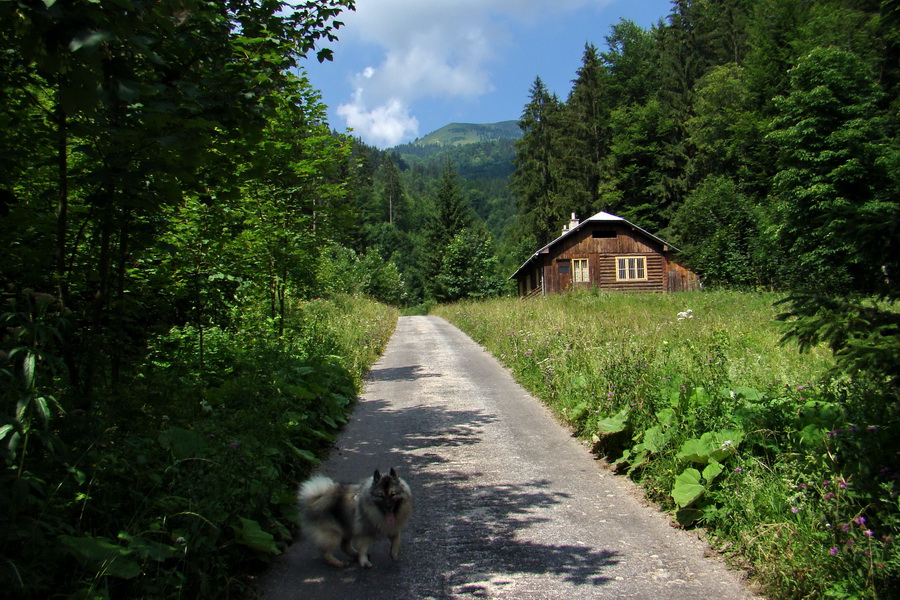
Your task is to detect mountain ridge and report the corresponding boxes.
[409,120,521,147]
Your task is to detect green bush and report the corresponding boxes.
[1,295,397,598]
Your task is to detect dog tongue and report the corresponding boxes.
[385,511,396,527]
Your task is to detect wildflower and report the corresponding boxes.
[865,530,874,537]
[824,480,831,486]
[867,426,879,431]
[882,535,893,543]
[824,492,835,500]
[797,385,806,391]
[797,483,808,490]
[827,430,840,438]
[721,440,733,449]
[734,467,743,473]
[841,523,851,532]
[855,516,866,526]
[830,547,839,556]
[230,441,241,449]
[791,507,800,514]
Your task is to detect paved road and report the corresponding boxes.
[259,316,762,599]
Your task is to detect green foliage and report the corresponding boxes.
[0,295,396,598]
[670,175,764,287]
[434,229,505,302]
[768,46,894,293]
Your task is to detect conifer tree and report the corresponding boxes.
[558,44,611,219]
[511,77,564,245]
[422,161,474,298]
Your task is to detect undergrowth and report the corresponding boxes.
[1,294,397,599]
[434,289,900,599]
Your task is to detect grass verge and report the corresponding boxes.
[1,295,397,598]
[434,289,900,599]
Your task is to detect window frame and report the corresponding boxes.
[572,258,589,283]
[615,256,648,282]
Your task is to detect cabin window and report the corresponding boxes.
[573,258,589,283]
[592,230,616,239]
[616,256,647,281]
[557,259,571,275]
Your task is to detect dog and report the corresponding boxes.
[298,468,412,568]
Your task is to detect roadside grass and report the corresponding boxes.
[434,289,900,599]
[1,295,397,598]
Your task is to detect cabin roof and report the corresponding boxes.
[509,211,681,280]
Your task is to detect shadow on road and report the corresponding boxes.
[367,364,443,382]
[263,393,620,598]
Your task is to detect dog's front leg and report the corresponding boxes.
[389,535,402,561]
[354,538,373,568]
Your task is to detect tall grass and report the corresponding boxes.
[434,289,899,599]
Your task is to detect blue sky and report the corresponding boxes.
[300,0,675,148]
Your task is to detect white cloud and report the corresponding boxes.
[337,92,419,148]
[332,0,614,146]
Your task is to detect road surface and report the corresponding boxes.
[259,316,762,599]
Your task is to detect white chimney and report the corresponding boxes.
[563,212,580,234]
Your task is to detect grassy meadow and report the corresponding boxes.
[434,289,899,599]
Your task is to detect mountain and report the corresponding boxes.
[411,121,522,147]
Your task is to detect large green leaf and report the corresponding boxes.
[671,468,705,508]
[158,428,207,459]
[597,407,630,434]
[232,517,281,555]
[59,535,141,579]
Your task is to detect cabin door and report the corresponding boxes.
[556,259,572,290]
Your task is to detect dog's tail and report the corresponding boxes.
[299,475,340,515]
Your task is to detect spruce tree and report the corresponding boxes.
[511,77,564,245]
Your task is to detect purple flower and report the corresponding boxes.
[830,546,839,556]
[825,492,835,500]
[827,430,840,438]
[797,385,806,391]
[865,529,874,537]
[734,467,743,473]
[841,523,851,532]
[855,516,866,526]
[791,507,800,514]
[230,441,241,449]
[867,426,879,431]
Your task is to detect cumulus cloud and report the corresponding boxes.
[337,92,419,148]
[333,0,614,146]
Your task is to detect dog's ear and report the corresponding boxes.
[373,469,382,482]
[389,467,399,479]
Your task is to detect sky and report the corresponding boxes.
[300,0,675,149]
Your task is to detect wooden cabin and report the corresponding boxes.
[511,212,700,298]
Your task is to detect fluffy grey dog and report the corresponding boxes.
[299,468,413,568]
